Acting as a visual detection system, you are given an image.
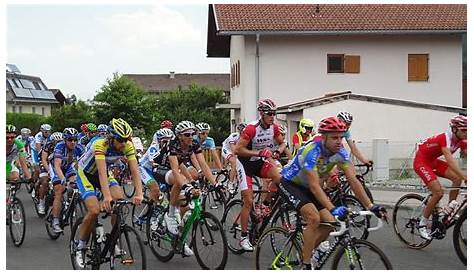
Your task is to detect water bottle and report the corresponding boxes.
[96,224,105,243]
[311,241,330,268]
[254,204,263,221]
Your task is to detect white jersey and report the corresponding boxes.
[222,132,240,153]
[34,132,49,151]
[139,143,161,170]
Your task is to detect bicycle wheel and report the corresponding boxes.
[336,195,369,240]
[9,198,26,247]
[146,205,175,262]
[221,199,245,254]
[69,199,85,234]
[331,238,393,269]
[70,217,100,270]
[131,202,149,232]
[202,187,227,221]
[255,227,302,270]
[192,211,228,269]
[270,204,293,230]
[122,179,136,199]
[453,207,467,266]
[392,193,432,249]
[45,208,61,240]
[110,225,147,270]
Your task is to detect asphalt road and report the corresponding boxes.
[6,187,466,270]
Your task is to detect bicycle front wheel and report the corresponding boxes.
[392,193,432,249]
[9,198,26,247]
[221,199,245,254]
[110,225,147,270]
[192,211,228,269]
[255,227,302,270]
[331,239,393,269]
[453,207,467,265]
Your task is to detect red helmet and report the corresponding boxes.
[161,120,173,129]
[257,99,277,111]
[450,115,467,129]
[318,117,347,133]
[80,123,89,132]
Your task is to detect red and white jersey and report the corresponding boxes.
[239,120,281,162]
[417,130,467,160]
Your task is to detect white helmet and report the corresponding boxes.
[153,128,175,143]
[50,132,63,141]
[21,128,31,135]
[40,124,52,131]
[337,111,353,124]
[196,122,211,132]
[175,121,195,134]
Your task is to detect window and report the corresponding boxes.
[328,54,361,73]
[12,106,16,113]
[42,107,45,115]
[32,106,36,114]
[18,106,23,113]
[408,54,429,81]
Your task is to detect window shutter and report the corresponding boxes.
[237,60,240,86]
[408,54,429,81]
[344,55,360,73]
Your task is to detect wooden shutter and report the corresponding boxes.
[344,55,360,73]
[231,64,235,88]
[408,54,429,81]
[237,60,240,86]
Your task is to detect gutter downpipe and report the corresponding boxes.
[255,33,260,120]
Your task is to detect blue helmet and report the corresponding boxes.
[63,128,78,139]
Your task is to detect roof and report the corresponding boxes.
[124,73,230,93]
[277,91,467,115]
[207,4,466,57]
[6,71,58,103]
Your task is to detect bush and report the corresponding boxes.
[6,112,48,132]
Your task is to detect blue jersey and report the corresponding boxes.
[194,136,216,150]
[281,139,351,188]
[140,143,162,170]
[53,141,85,169]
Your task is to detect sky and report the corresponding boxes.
[7,4,229,100]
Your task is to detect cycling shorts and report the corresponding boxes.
[413,154,449,185]
[31,149,40,166]
[76,168,120,200]
[49,164,77,186]
[139,166,160,187]
[240,159,274,192]
[153,166,173,185]
[279,178,324,211]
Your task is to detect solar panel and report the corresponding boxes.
[30,89,57,100]
[6,64,21,73]
[12,87,34,98]
[19,79,35,89]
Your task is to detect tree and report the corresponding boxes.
[93,73,156,138]
[7,113,48,133]
[46,100,95,131]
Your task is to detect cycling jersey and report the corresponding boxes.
[153,139,202,168]
[140,143,161,170]
[416,130,466,160]
[77,132,86,141]
[238,120,281,164]
[79,135,91,146]
[194,135,216,150]
[6,139,27,175]
[291,132,312,156]
[16,135,34,153]
[34,132,49,148]
[222,132,240,160]
[78,137,136,174]
[53,141,85,169]
[281,139,351,188]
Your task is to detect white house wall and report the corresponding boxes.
[235,34,462,123]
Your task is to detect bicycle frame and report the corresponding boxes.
[179,197,203,244]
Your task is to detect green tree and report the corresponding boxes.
[46,100,95,131]
[7,113,47,132]
[93,73,156,139]
[156,84,230,144]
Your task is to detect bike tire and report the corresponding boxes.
[69,198,85,234]
[192,211,228,269]
[221,199,245,254]
[45,208,61,240]
[110,225,147,270]
[255,226,301,270]
[331,238,393,269]
[70,217,101,270]
[392,193,432,249]
[9,198,26,247]
[452,207,467,266]
[202,187,227,221]
[122,180,136,199]
[335,195,370,240]
[146,205,175,262]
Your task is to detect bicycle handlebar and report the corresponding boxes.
[354,163,373,176]
[329,210,383,237]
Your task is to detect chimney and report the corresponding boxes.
[169,71,175,79]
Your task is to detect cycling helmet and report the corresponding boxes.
[63,128,79,139]
[257,99,277,111]
[21,128,31,135]
[318,117,347,133]
[87,123,97,132]
[337,111,353,124]
[298,118,315,132]
[160,119,173,129]
[279,124,287,135]
[97,124,108,133]
[196,122,211,132]
[6,124,16,133]
[153,128,175,143]
[237,122,247,132]
[40,124,52,132]
[50,132,64,141]
[175,120,195,134]
[108,118,133,139]
[450,115,467,130]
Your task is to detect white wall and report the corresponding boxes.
[235,34,462,117]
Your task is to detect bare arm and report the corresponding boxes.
[18,156,31,179]
[96,159,111,199]
[441,147,467,181]
[169,155,183,182]
[54,158,66,182]
[346,139,369,164]
[196,153,216,184]
[190,153,201,171]
[235,138,259,158]
[344,164,373,209]
[41,150,50,172]
[128,159,143,197]
[211,149,224,169]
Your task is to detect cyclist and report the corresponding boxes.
[79,123,97,146]
[74,118,143,266]
[37,132,64,215]
[49,128,85,233]
[16,128,35,156]
[32,124,52,181]
[234,99,286,251]
[139,128,175,202]
[414,115,467,240]
[6,124,32,182]
[160,119,173,129]
[272,124,292,168]
[194,122,224,170]
[97,124,108,138]
[77,123,89,141]
[280,116,386,270]
[336,111,372,165]
[292,118,315,156]
[221,122,247,193]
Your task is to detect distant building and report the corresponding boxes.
[6,64,59,116]
[124,72,230,96]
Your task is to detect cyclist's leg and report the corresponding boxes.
[140,166,160,202]
[300,203,321,265]
[38,164,49,199]
[311,209,334,249]
[259,161,281,203]
[8,162,20,181]
[433,159,463,201]
[76,169,101,244]
[240,182,253,234]
[413,156,444,220]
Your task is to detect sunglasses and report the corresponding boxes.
[182,132,195,137]
[304,127,313,131]
[114,137,128,143]
[200,132,209,136]
[264,111,276,116]
[66,138,78,142]
[6,135,16,140]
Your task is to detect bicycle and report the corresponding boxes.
[145,186,228,269]
[70,199,147,270]
[392,185,467,265]
[255,209,392,270]
[45,183,85,239]
[6,179,28,247]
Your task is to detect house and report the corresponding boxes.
[124,72,230,96]
[49,89,67,106]
[207,4,466,179]
[6,64,59,116]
